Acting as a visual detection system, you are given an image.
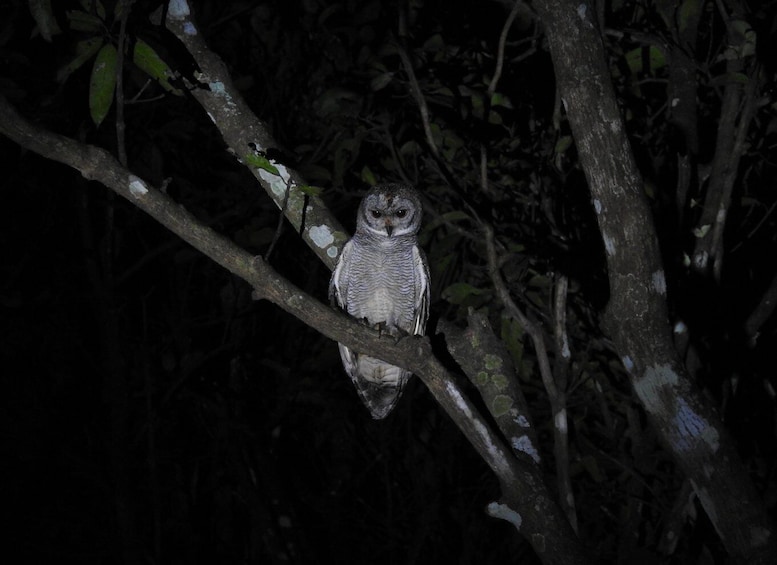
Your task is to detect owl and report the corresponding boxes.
[330,183,431,419]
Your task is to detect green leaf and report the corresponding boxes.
[624,48,640,74]
[314,87,361,117]
[441,129,464,151]
[678,0,702,34]
[133,38,183,95]
[555,135,573,154]
[29,0,61,41]
[422,33,444,52]
[66,10,103,32]
[431,86,454,98]
[501,315,525,374]
[731,19,752,39]
[439,210,470,222]
[361,165,377,186]
[648,46,666,70]
[470,92,484,119]
[430,122,443,149]
[57,37,104,83]
[442,282,484,305]
[708,72,749,87]
[398,140,421,158]
[369,72,393,91]
[527,273,551,289]
[490,92,513,108]
[245,152,280,176]
[488,110,502,125]
[423,210,471,231]
[89,43,117,127]
[77,0,106,18]
[731,20,757,58]
[317,4,341,25]
[298,185,323,197]
[624,45,665,75]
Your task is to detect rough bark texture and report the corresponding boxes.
[164,2,349,270]
[441,313,541,467]
[531,0,777,562]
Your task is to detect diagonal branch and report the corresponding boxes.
[164,1,348,270]
[441,313,542,468]
[0,92,589,565]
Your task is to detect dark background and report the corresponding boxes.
[2,0,776,563]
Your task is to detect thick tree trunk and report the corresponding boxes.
[531,0,777,562]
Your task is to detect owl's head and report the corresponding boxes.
[356,184,423,238]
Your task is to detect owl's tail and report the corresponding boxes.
[345,350,411,419]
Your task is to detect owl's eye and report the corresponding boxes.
[370,209,382,219]
[395,209,407,218]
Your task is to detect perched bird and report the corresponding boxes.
[330,184,430,419]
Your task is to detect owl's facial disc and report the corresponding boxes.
[357,185,422,239]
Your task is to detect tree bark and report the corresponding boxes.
[163,1,349,270]
[531,0,777,562]
[690,0,760,279]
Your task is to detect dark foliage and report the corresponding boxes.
[1,0,776,563]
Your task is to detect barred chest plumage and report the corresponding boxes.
[341,235,419,334]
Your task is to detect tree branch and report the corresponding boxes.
[744,270,777,344]
[441,312,542,468]
[691,0,760,278]
[164,0,348,270]
[484,224,577,530]
[0,92,590,565]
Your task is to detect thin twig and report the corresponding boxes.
[552,273,577,532]
[484,225,558,400]
[488,0,523,96]
[264,177,292,262]
[744,270,777,343]
[553,274,570,389]
[115,1,133,168]
[709,64,760,279]
[396,43,439,159]
[481,1,522,195]
[479,144,489,194]
[485,225,578,530]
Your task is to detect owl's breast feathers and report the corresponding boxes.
[336,237,423,334]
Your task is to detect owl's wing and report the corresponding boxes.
[412,245,431,336]
[329,240,362,388]
[329,240,352,309]
[330,238,423,419]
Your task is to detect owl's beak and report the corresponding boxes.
[385,223,394,237]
